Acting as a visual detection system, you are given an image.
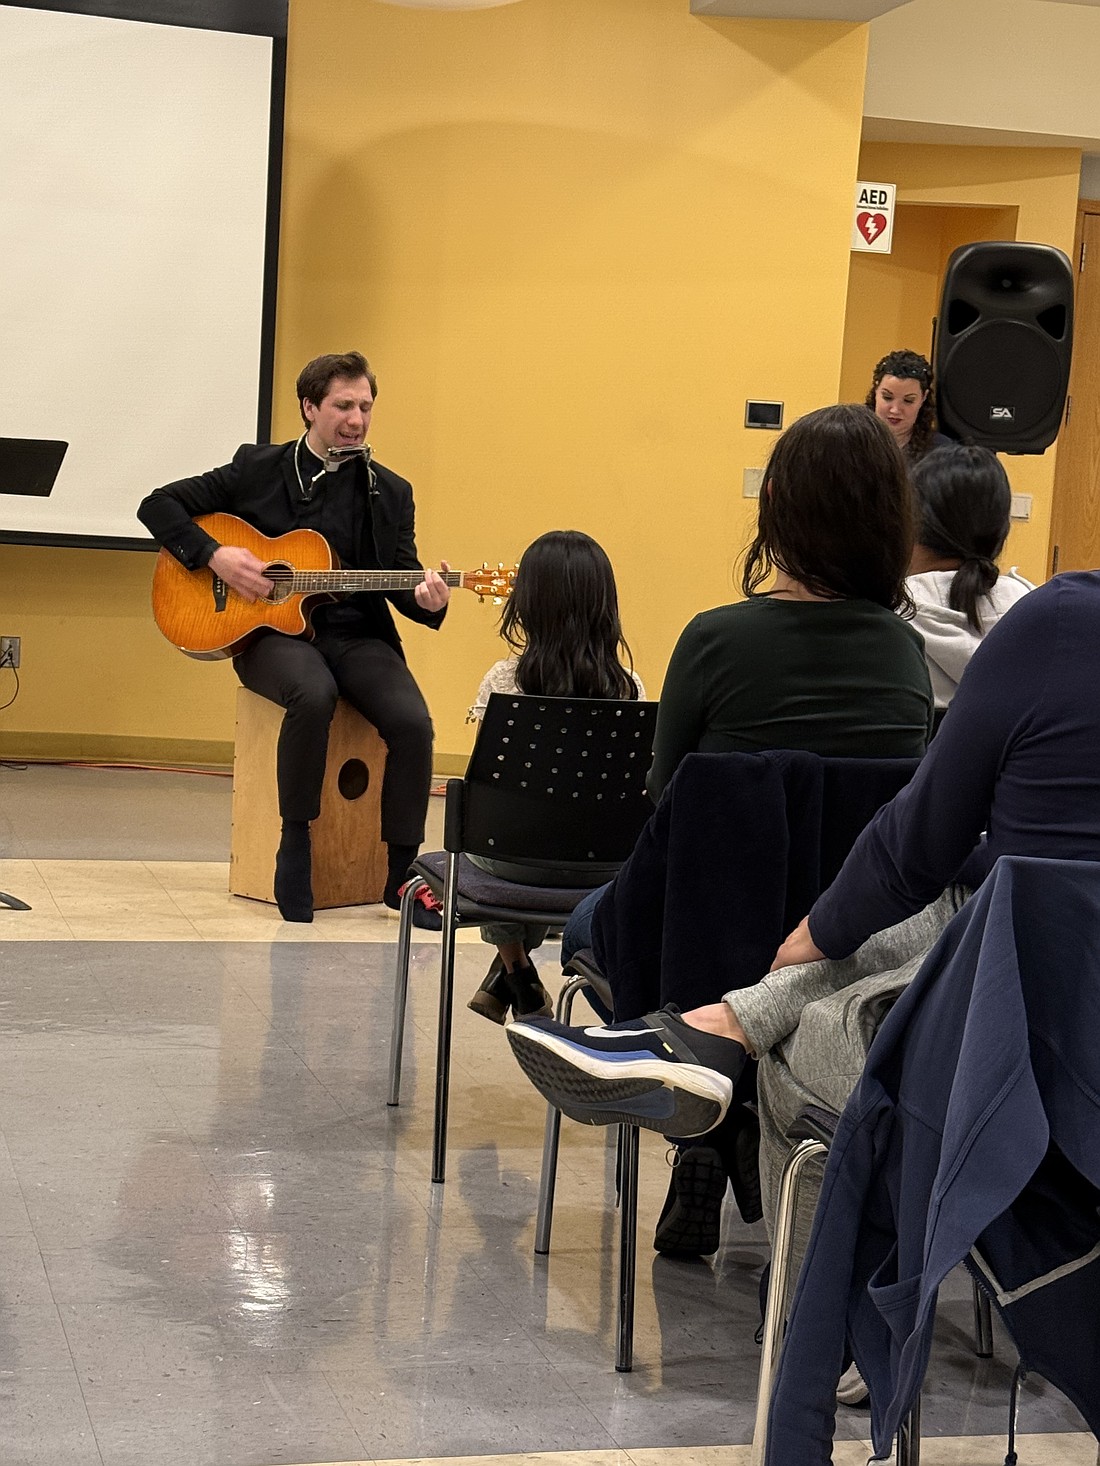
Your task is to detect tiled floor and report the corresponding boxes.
[0,763,1094,1466]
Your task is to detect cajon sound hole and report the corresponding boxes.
[338,758,370,801]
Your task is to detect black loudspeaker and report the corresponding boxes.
[934,241,1074,454]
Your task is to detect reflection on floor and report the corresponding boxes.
[0,765,1094,1466]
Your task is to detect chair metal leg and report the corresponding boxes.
[534,974,590,1255]
[386,876,424,1107]
[896,1392,921,1465]
[430,852,461,1184]
[972,1278,994,1358]
[534,1104,563,1257]
[615,1121,639,1373]
[751,1137,829,1466]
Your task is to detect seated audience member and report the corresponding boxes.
[907,443,1032,716]
[866,348,953,463]
[465,530,644,1026]
[560,403,933,1256]
[504,568,1100,1296]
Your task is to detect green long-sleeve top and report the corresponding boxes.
[646,595,932,801]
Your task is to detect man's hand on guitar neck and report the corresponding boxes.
[207,544,275,603]
[415,561,452,614]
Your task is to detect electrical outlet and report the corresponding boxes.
[0,636,21,669]
[743,467,764,499]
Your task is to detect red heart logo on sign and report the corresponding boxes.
[857,211,888,246]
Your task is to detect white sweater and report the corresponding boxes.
[469,657,645,721]
[906,568,1034,709]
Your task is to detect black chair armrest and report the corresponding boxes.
[786,1104,840,1148]
[562,948,615,1020]
[562,947,601,981]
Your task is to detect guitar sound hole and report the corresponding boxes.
[264,561,294,603]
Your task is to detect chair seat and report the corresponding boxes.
[411,852,602,923]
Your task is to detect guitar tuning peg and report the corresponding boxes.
[481,561,488,570]
[492,596,502,606]
[497,561,504,570]
[478,594,485,604]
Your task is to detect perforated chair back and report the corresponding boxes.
[459,693,656,868]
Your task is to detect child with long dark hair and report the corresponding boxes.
[467,529,644,1024]
[907,444,1032,715]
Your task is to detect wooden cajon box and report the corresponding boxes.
[229,688,388,909]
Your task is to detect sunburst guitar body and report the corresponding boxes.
[151,513,514,660]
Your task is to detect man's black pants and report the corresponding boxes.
[233,627,433,846]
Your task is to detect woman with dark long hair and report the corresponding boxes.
[647,402,929,798]
[865,347,952,462]
[558,403,934,1260]
[466,530,644,1024]
[907,444,1032,716]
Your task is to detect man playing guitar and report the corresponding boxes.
[138,351,450,925]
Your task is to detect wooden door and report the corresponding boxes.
[1049,204,1100,574]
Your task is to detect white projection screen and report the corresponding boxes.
[0,0,285,545]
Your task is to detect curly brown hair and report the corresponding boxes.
[865,348,937,460]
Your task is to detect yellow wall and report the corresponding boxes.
[840,141,1081,582]
[1,0,870,764]
[279,0,870,761]
[0,544,239,762]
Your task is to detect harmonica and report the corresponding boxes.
[324,443,373,471]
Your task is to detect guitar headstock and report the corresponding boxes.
[461,563,517,605]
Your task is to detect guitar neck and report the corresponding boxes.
[275,569,463,593]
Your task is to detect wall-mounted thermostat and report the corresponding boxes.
[745,400,783,430]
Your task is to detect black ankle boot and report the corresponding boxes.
[653,1143,728,1257]
[503,962,553,1019]
[274,820,313,923]
[383,843,419,910]
[467,959,512,1025]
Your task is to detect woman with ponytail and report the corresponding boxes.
[908,444,1033,716]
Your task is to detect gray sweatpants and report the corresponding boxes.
[728,889,967,1289]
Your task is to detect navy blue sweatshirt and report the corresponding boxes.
[810,572,1100,957]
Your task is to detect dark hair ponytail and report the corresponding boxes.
[500,530,637,701]
[911,444,1012,632]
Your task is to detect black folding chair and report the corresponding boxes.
[386,693,656,1183]
[533,948,640,1372]
[532,750,923,1372]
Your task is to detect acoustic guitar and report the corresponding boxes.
[151,512,515,660]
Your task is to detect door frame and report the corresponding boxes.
[1048,197,1100,575]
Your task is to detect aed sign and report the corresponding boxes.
[852,181,897,254]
